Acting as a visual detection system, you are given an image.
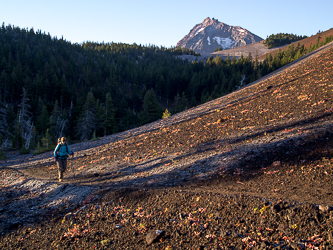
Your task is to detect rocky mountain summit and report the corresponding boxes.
[177,17,263,55]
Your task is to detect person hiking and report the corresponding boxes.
[54,137,74,182]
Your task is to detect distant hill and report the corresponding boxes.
[258,28,333,60]
[176,17,263,55]
[211,28,333,61]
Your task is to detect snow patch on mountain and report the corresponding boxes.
[213,37,235,49]
[195,27,205,36]
[237,28,246,34]
[207,36,211,45]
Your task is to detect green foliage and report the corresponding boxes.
[0,148,6,160]
[264,33,307,48]
[33,142,56,155]
[41,129,52,149]
[173,92,189,114]
[262,34,333,75]
[0,23,332,146]
[34,129,56,154]
[308,34,333,53]
[12,122,24,150]
[19,146,30,154]
[91,130,98,140]
[77,91,98,140]
[162,109,171,119]
[140,89,162,125]
[102,93,116,135]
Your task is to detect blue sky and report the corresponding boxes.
[1,0,332,48]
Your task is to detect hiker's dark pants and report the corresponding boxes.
[57,158,67,179]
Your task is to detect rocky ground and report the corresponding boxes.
[0,43,333,249]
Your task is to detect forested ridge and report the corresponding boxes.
[263,33,307,48]
[0,23,332,153]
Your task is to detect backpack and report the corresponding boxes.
[56,143,70,158]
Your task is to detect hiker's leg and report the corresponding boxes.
[63,159,67,174]
[57,159,64,179]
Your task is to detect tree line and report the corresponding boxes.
[263,33,307,49]
[0,23,332,155]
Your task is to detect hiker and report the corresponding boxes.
[54,137,74,182]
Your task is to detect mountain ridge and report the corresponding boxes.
[177,17,263,54]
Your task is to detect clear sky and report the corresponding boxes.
[1,0,332,48]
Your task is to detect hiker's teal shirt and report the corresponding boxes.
[54,143,72,159]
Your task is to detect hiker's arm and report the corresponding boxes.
[54,144,60,157]
[67,145,73,156]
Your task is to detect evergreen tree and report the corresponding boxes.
[140,89,162,125]
[225,54,231,66]
[173,92,182,114]
[120,107,138,131]
[41,128,52,149]
[212,56,223,66]
[181,92,189,108]
[104,92,116,135]
[77,91,97,140]
[0,101,8,145]
[254,51,259,70]
[17,88,34,149]
[49,100,64,139]
[6,104,15,138]
[36,104,49,135]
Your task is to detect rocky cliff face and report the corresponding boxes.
[177,17,263,55]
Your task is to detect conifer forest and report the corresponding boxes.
[0,23,332,152]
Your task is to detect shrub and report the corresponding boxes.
[162,109,171,119]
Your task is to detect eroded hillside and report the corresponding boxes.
[1,43,333,249]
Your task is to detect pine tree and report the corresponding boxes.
[36,98,49,134]
[17,88,34,149]
[140,89,162,125]
[104,92,116,135]
[49,100,64,140]
[41,128,52,149]
[95,98,103,137]
[173,92,182,114]
[0,101,8,145]
[77,91,97,140]
[120,107,138,131]
[254,51,259,70]
[225,54,231,66]
[181,92,189,110]
[212,56,223,66]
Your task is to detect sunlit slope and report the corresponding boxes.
[59,43,333,188]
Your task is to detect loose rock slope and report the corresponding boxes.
[1,43,333,249]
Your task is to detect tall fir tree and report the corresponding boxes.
[50,100,61,140]
[77,91,97,140]
[0,101,8,145]
[16,88,34,149]
[104,92,116,135]
[140,89,162,125]
[36,104,49,135]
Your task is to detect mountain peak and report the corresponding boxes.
[177,18,262,55]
